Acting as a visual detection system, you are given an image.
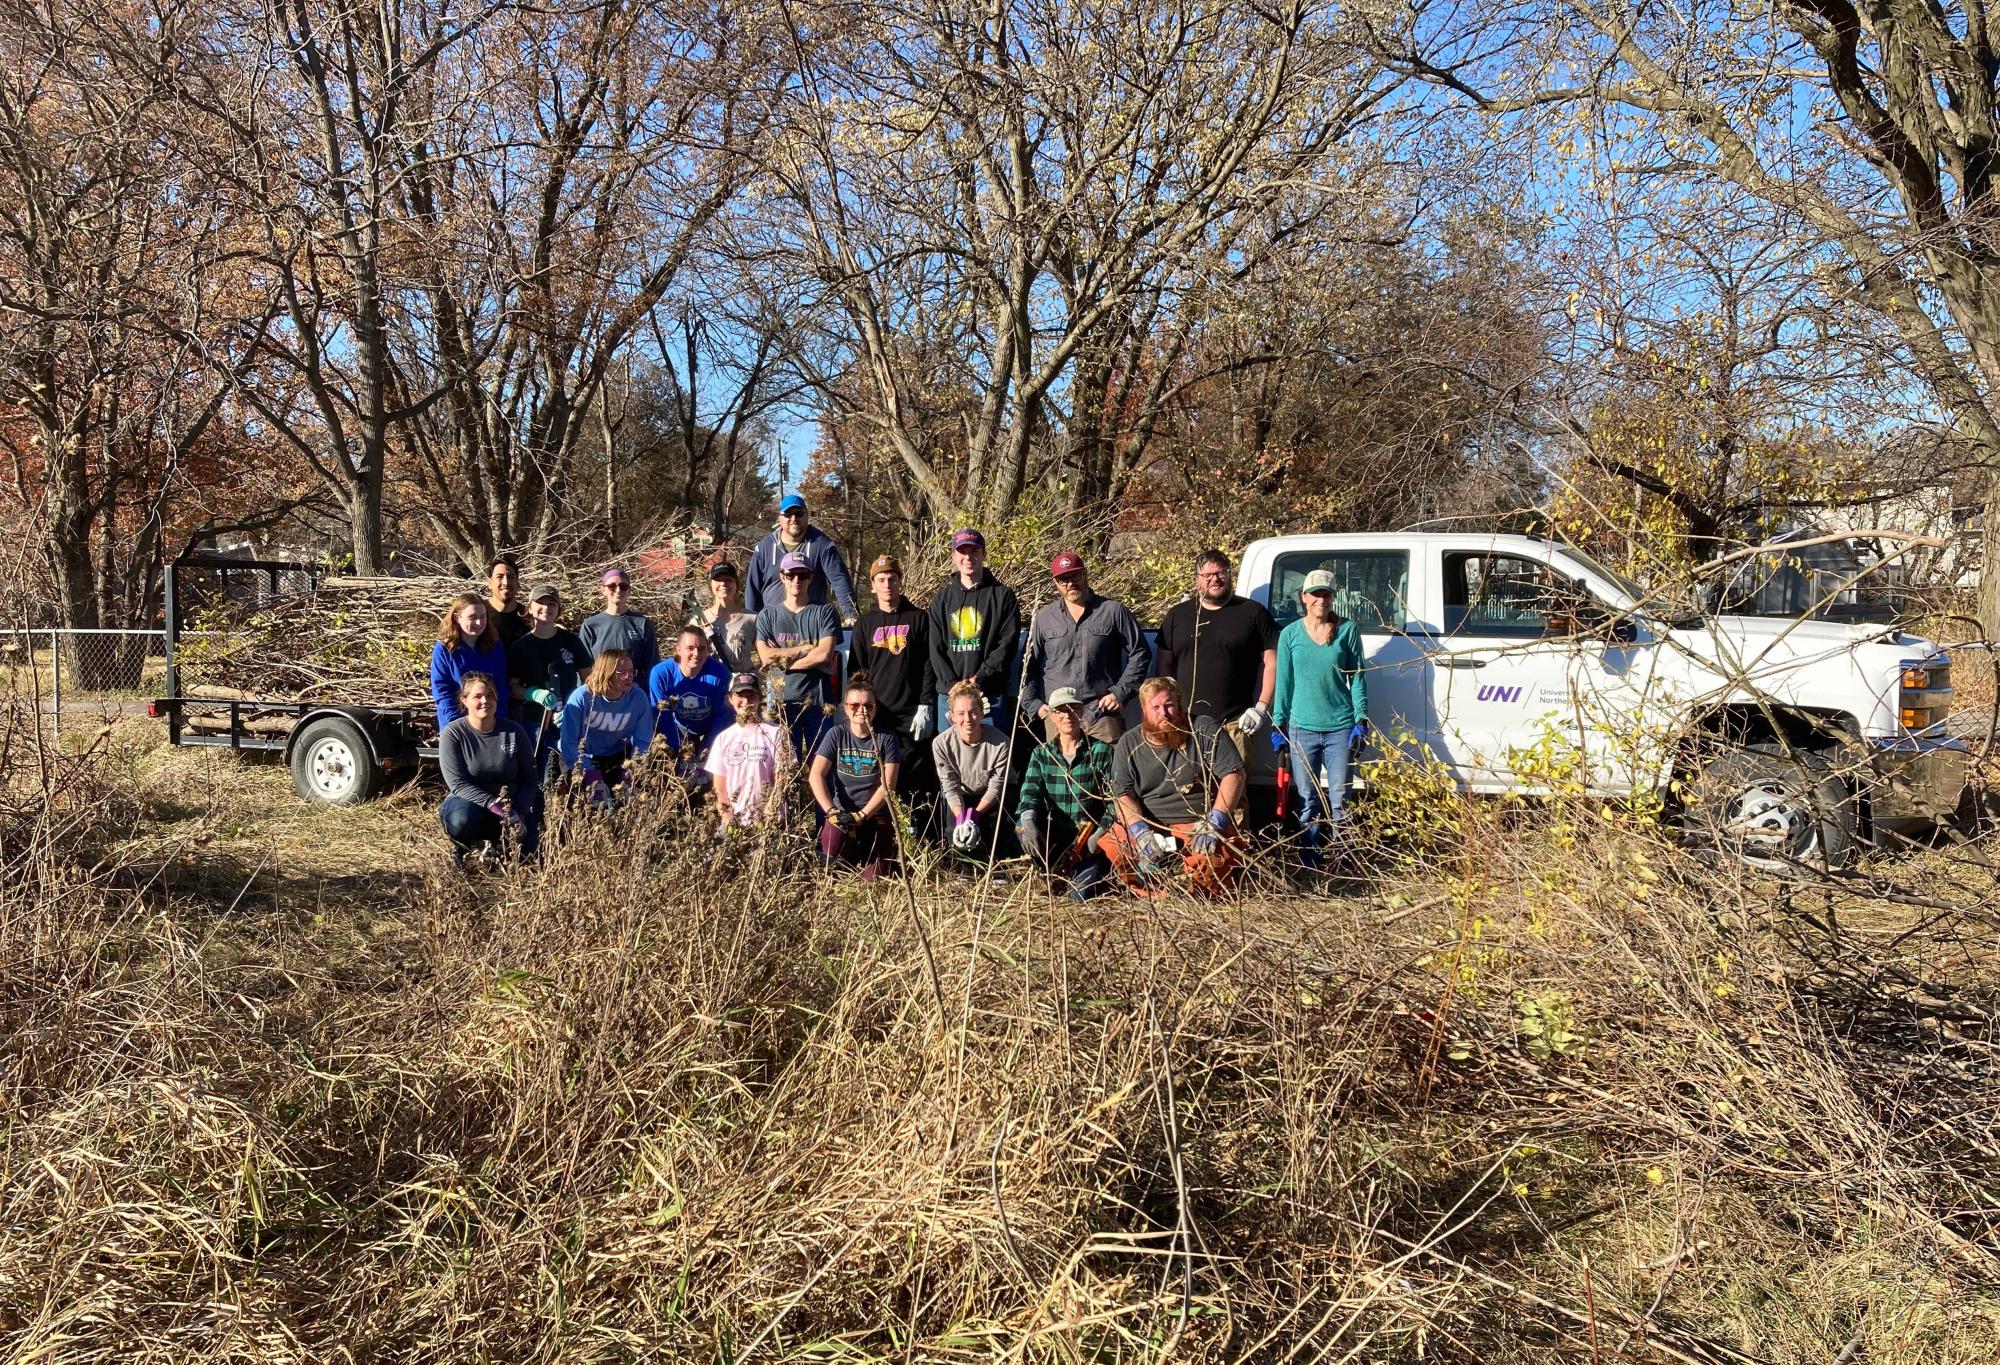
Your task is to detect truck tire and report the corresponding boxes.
[1683,747,1856,873]
[290,716,382,806]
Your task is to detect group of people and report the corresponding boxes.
[427,493,1370,898]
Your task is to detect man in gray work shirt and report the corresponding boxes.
[1019,550,1148,745]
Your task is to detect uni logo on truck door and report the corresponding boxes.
[1476,683,1524,703]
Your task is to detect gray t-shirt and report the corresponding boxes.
[1110,717,1242,826]
[932,723,1008,814]
[438,717,538,806]
[814,724,902,811]
[757,601,840,704]
[706,608,760,675]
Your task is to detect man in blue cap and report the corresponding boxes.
[743,492,858,621]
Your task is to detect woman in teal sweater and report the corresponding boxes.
[1272,569,1368,865]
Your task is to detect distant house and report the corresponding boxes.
[1712,484,1983,619]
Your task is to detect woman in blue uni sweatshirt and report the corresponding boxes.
[431,594,510,731]
[558,647,655,803]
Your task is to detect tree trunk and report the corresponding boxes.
[1981,478,2000,644]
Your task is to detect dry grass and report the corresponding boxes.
[3,714,1998,1362]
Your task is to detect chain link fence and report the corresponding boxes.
[1,628,168,738]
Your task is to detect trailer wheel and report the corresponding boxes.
[291,717,381,806]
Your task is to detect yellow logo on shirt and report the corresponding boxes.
[948,606,984,649]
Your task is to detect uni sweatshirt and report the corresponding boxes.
[558,683,656,771]
[1272,616,1368,733]
[431,639,511,731]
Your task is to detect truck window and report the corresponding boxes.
[1442,552,1583,636]
[1270,550,1409,632]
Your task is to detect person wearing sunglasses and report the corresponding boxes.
[757,550,842,758]
[1272,568,1368,870]
[578,567,659,684]
[743,492,858,622]
[809,673,902,879]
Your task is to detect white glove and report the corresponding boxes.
[911,707,934,740]
[951,815,980,851]
[1236,703,1267,736]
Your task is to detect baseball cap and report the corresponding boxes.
[869,553,902,577]
[527,582,560,603]
[1301,569,1337,594]
[707,561,738,580]
[951,528,985,551]
[728,671,761,695]
[601,567,630,586]
[779,550,812,574]
[777,493,807,514]
[1048,686,1086,710]
[1049,551,1084,578]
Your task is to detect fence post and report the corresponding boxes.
[48,628,60,742]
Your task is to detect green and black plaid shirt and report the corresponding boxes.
[1015,734,1115,845]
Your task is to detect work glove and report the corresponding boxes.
[1349,719,1371,747]
[528,686,559,710]
[1235,703,1267,736]
[951,810,980,851]
[827,808,855,833]
[911,707,934,741]
[1126,820,1168,883]
[1188,808,1230,858]
[1270,728,1291,754]
[582,770,611,808]
[1016,812,1044,860]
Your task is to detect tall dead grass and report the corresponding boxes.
[3,721,1999,1361]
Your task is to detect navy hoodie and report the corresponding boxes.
[742,526,858,619]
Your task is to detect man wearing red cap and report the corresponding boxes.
[926,528,1020,735]
[1020,550,1148,744]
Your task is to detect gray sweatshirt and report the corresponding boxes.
[932,723,1008,814]
[439,717,539,806]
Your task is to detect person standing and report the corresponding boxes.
[1015,687,1116,900]
[809,674,902,879]
[1155,549,1278,732]
[926,528,1020,733]
[757,550,842,758]
[1272,569,1369,868]
[850,553,936,803]
[578,566,659,683]
[649,624,734,766]
[743,492,858,620]
[932,680,1009,862]
[437,672,540,863]
[1100,677,1247,899]
[1020,551,1148,745]
[700,560,759,675]
[430,593,510,731]
[507,583,588,782]
[706,672,789,830]
[558,648,656,805]
[484,555,531,646]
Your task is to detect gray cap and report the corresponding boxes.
[527,582,561,603]
[1301,569,1338,594]
[1048,686,1086,709]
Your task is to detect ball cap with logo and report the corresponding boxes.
[728,671,762,696]
[1049,550,1085,578]
[779,550,812,574]
[1301,569,1338,594]
[951,528,985,552]
[869,554,902,578]
[707,561,737,581]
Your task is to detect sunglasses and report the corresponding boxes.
[604,582,630,592]
[780,508,807,518]
[782,570,811,580]
[843,701,872,711]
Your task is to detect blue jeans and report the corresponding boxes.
[783,700,830,761]
[1289,729,1352,865]
[440,791,541,858]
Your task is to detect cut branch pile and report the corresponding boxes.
[174,524,737,708]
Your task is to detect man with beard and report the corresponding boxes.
[484,555,531,646]
[1155,548,1278,823]
[1100,676,1246,898]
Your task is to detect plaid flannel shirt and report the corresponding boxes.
[1015,735,1115,845]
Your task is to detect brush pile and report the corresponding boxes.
[172,524,738,707]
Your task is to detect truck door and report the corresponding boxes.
[1429,551,1588,791]
[1265,547,1426,767]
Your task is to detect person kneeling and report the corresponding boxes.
[559,648,655,807]
[707,672,788,833]
[933,680,1008,864]
[810,674,902,880]
[1015,687,1115,899]
[1101,677,1246,899]
[438,672,540,865]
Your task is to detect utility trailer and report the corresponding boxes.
[149,553,438,805]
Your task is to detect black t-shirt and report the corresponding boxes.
[848,600,931,717]
[1154,595,1278,721]
[490,604,531,647]
[508,628,588,728]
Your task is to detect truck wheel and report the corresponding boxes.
[1684,748,1856,873]
[290,717,382,806]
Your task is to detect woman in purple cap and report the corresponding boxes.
[577,566,659,682]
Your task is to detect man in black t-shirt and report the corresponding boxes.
[849,553,937,810]
[485,555,531,646]
[1154,549,1278,727]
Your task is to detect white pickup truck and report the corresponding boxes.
[1232,532,1969,868]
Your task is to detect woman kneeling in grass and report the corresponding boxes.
[438,672,539,864]
[558,648,655,807]
[809,673,901,879]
